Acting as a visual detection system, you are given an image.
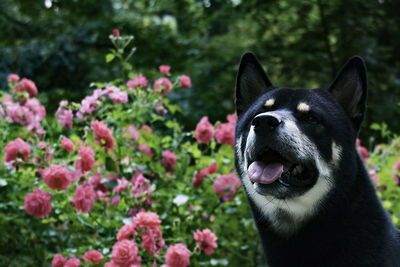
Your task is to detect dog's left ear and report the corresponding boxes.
[328,56,367,131]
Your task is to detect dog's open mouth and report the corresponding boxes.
[248,147,316,187]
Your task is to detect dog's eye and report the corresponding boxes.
[301,114,319,124]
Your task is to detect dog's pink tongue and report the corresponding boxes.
[248,161,283,184]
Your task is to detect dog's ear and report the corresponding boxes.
[328,56,367,131]
[235,52,273,116]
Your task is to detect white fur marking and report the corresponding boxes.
[331,141,342,165]
[264,98,275,107]
[297,102,310,112]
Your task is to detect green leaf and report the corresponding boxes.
[106,53,115,63]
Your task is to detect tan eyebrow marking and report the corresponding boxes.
[264,98,275,107]
[297,102,310,112]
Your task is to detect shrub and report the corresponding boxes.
[0,32,261,266]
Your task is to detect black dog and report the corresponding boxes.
[234,52,400,266]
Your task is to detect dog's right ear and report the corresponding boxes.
[235,52,273,116]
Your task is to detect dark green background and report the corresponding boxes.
[1,0,399,142]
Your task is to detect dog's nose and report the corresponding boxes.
[252,114,282,132]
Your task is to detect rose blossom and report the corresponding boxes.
[77,145,95,172]
[111,240,141,267]
[126,125,140,140]
[107,86,128,104]
[61,137,75,152]
[64,255,80,267]
[83,250,103,264]
[14,77,38,97]
[42,164,73,191]
[113,177,130,193]
[56,109,73,129]
[179,75,191,88]
[113,29,120,37]
[141,228,165,255]
[140,124,153,133]
[91,120,115,152]
[159,65,171,75]
[153,77,172,96]
[155,102,168,116]
[138,143,153,157]
[4,138,31,162]
[133,211,161,229]
[193,161,218,188]
[52,254,66,267]
[164,243,190,267]
[126,74,148,89]
[7,73,20,82]
[215,122,235,146]
[117,224,137,241]
[194,116,214,144]
[72,184,97,213]
[5,102,33,125]
[213,172,242,201]
[193,229,218,255]
[24,187,52,218]
[104,261,117,267]
[162,150,177,171]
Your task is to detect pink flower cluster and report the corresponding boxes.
[42,164,73,191]
[91,120,115,152]
[162,150,177,171]
[213,172,242,202]
[193,161,218,188]
[82,249,103,264]
[2,76,46,136]
[24,187,52,219]
[55,101,73,129]
[52,254,81,267]
[193,228,218,255]
[72,184,97,213]
[126,74,148,89]
[163,243,191,267]
[194,113,237,146]
[4,137,31,163]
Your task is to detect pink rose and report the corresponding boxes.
[155,102,168,116]
[111,240,141,267]
[52,254,66,267]
[141,228,165,255]
[4,138,30,162]
[5,102,33,125]
[24,187,52,218]
[113,177,130,193]
[126,125,140,140]
[42,164,73,191]
[72,184,96,213]
[179,75,191,88]
[104,262,117,267]
[164,243,190,267]
[215,122,235,146]
[117,224,137,241]
[159,65,171,75]
[61,137,75,152]
[193,161,218,188]
[138,143,153,157]
[133,211,161,229]
[107,86,128,104]
[83,250,103,264]
[140,124,153,133]
[91,120,115,152]
[126,74,148,89]
[193,229,218,255]
[213,172,241,202]
[56,109,74,129]
[77,145,95,172]
[14,78,38,97]
[194,116,214,144]
[7,73,20,82]
[153,78,172,96]
[162,150,177,171]
[64,255,80,267]
[113,29,120,37]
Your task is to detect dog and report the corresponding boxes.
[234,52,400,267]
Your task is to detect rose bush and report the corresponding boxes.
[0,32,262,266]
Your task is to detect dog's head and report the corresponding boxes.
[235,53,367,233]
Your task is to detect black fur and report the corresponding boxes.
[234,52,400,267]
